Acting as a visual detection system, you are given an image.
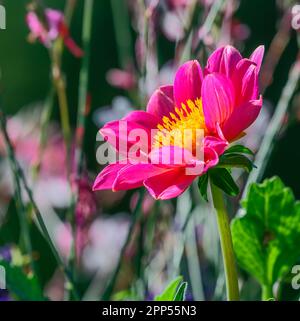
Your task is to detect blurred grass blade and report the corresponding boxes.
[240,58,300,201]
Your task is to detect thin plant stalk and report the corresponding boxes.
[110,0,133,69]
[194,0,224,57]
[0,111,80,300]
[210,182,239,301]
[50,0,78,178]
[32,87,55,179]
[64,0,77,25]
[199,0,224,41]
[76,0,93,176]
[51,52,72,176]
[137,0,152,105]
[73,0,94,268]
[32,0,76,180]
[101,189,145,300]
[1,116,34,272]
[185,214,205,301]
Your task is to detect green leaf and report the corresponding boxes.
[231,177,300,289]
[154,276,183,301]
[224,144,254,155]
[0,260,44,301]
[112,289,138,301]
[173,282,187,301]
[198,173,209,201]
[209,168,239,197]
[218,153,254,173]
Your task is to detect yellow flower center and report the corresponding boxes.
[153,98,206,154]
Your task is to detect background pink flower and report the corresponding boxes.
[26,8,83,57]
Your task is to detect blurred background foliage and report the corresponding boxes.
[0,0,299,301]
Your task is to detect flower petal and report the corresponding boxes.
[123,110,160,129]
[205,47,225,74]
[113,163,168,191]
[100,111,159,155]
[147,85,175,119]
[204,135,228,156]
[93,163,126,191]
[149,146,196,166]
[222,96,263,141]
[232,59,258,105]
[201,73,235,133]
[240,64,259,102]
[144,168,196,200]
[203,147,219,171]
[206,45,242,77]
[174,60,203,108]
[64,36,84,58]
[45,9,64,40]
[250,45,264,72]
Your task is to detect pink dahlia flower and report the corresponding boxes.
[93,45,264,200]
[26,9,83,57]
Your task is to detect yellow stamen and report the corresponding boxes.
[153,99,206,154]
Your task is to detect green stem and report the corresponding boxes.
[52,64,72,176]
[76,0,93,175]
[199,0,224,40]
[194,0,224,57]
[262,284,273,301]
[7,138,34,272]
[32,87,55,180]
[210,183,239,301]
[64,0,77,25]
[70,0,94,274]
[101,189,145,300]
[110,0,133,69]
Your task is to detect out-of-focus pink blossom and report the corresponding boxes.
[76,227,90,264]
[39,135,67,179]
[55,222,91,263]
[130,192,155,217]
[0,114,40,165]
[106,69,136,90]
[0,115,68,180]
[231,19,251,41]
[162,11,185,41]
[75,178,97,227]
[93,96,134,127]
[166,0,189,10]
[158,61,177,86]
[45,270,65,301]
[82,216,130,274]
[0,110,71,210]
[55,223,73,259]
[161,0,193,41]
[26,9,83,57]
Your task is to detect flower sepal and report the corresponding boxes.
[198,145,255,200]
[217,152,255,173]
